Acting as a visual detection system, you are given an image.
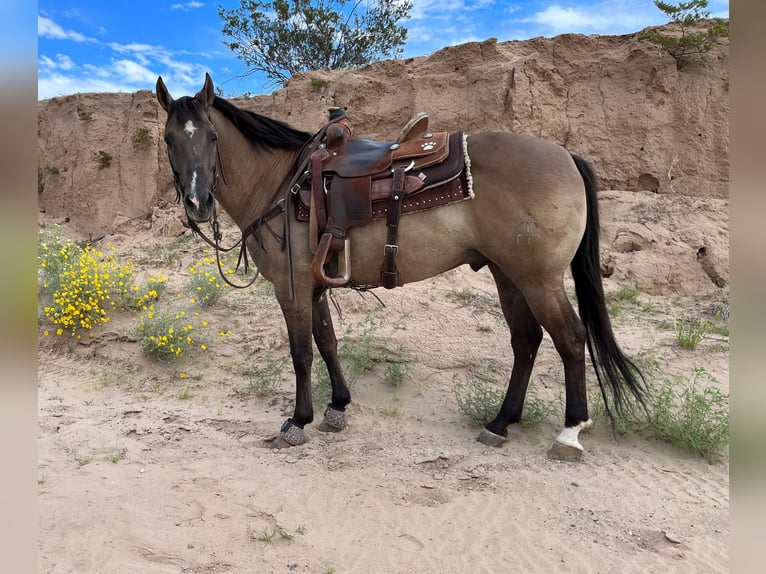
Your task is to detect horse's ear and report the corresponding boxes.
[156,76,173,112]
[195,73,215,110]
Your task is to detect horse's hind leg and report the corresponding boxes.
[521,278,592,460]
[478,265,543,447]
[311,291,351,432]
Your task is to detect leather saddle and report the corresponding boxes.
[293,114,472,288]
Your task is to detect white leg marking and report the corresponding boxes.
[555,419,594,451]
[184,120,198,138]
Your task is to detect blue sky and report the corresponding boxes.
[37,0,729,100]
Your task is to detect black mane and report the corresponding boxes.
[211,96,312,151]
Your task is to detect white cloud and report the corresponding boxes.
[527,6,608,32]
[524,2,659,35]
[39,53,76,71]
[38,73,138,99]
[113,60,159,83]
[411,0,465,20]
[38,15,92,43]
[171,1,205,10]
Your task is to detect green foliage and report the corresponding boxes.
[453,365,555,428]
[673,316,710,349]
[648,368,729,462]
[219,0,413,85]
[310,76,330,89]
[641,1,729,67]
[590,367,729,462]
[186,257,229,306]
[133,128,153,151]
[452,364,505,426]
[38,229,166,337]
[245,341,289,396]
[312,308,413,405]
[96,150,112,169]
[133,306,209,362]
[254,526,295,543]
[78,110,93,121]
[520,383,556,428]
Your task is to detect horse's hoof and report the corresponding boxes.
[276,419,307,447]
[547,440,584,461]
[317,404,347,433]
[477,428,507,447]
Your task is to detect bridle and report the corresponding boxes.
[165,111,332,298]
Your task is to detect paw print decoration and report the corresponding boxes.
[421,141,436,151]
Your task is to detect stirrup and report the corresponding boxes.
[310,233,351,287]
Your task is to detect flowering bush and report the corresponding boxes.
[38,228,166,337]
[187,256,228,306]
[134,306,208,362]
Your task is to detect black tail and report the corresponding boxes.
[569,154,649,419]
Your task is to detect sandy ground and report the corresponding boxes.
[38,201,729,574]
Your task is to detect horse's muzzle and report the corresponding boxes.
[183,190,215,223]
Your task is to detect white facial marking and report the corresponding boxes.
[184,120,198,138]
[189,171,199,208]
[555,419,593,450]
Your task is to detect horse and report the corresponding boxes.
[155,73,647,460]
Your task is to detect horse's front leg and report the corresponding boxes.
[312,290,351,432]
[273,289,315,448]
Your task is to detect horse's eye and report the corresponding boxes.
[211,132,218,142]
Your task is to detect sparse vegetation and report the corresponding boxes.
[312,308,413,405]
[96,150,112,169]
[108,450,126,463]
[590,366,729,462]
[253,527,295,543]
[640,1,729,68]
[133,127,153,151]
[453,365,556,428]
[649,368,729,462]
[310,77,330,89]
[520,382,556,428]
[78,110,93,121]
[245,341,288,396]
[187,257,229,306]
[673,316,711,349]
[452,364,505,426]
[606,284,641,318]
[134,305,209,362]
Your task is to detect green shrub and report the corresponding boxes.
[96,150,112,169]
[640,1,729,68]
[312,308,413,405]
[648,368,729,462]
[134,305,208,362]
[187,257,228,306]
[245,342,288,397]
[38,229,165,337]
[133,127,153,151]
[453,365,505,426]
[674,316,710,349]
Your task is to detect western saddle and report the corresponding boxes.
[291,112,472,289]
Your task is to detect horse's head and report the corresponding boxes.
[156,73,219,223]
